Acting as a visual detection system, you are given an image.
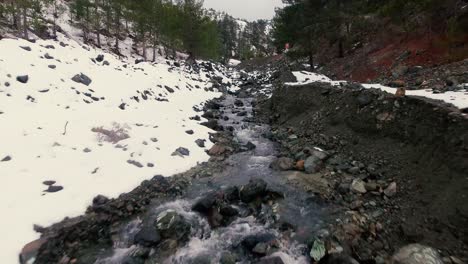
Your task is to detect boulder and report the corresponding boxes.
[208,143,227,156]
[195,139,206,148]
[134,225,161,246]
[156,210,191,241]
[240,179,267,203]
[172,147,190,156]
[384,182,397,197]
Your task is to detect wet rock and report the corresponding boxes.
[71,73,92,86]
[134,225,161,246]
[241,233,276,250]
[172,147,190,156]
[156,210,191,241]
[192,192,218,213]
[240,179,267,203]
[16,75,29,84]
[243,141,256,151]
[350,179,367,194]
[304,156,323,174]
[384,182,397,197]
[270,157,295,171]
[256,256,285,264]
[219,204,238,217]
[234,99,244,107]
[224,186,240,202]
[1,155,12,162]
[19,239,45,264]
[321,254,359,264]
[220,252,236,264]
[391,244,443,264]
[252,242,268,255]
[195,139,205,148]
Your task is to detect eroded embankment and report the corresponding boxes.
[260,82,468,256]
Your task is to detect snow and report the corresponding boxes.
[228,59,241,66]
[285,71,345,86]
[286,71,468,110]
[0,33,227,263]
[363,84,468,109]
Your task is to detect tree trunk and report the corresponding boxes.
[22,6,28,39]
[153,46,157,62]
[142,36,147,60]
[338,38,344,58]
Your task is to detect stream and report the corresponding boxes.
[93,91,329,264]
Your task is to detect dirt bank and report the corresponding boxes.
[259,82,468,259]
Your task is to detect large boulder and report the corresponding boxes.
[155,210,191,241]
[134,225,161,246]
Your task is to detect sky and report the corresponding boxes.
[203,0,284,21]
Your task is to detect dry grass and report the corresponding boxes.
[91,122,130,143]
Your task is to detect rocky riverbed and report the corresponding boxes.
[25,61,468,264]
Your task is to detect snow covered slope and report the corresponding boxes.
[286,71,468,109]
[0,34,228,263]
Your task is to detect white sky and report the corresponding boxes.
[203,0,284,21]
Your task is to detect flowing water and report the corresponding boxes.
[94,94,328,264]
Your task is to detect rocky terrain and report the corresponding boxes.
[17,57,467,264]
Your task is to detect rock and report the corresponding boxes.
[42,180,56,186]
[134,225,161,246]
[135,58,144,64]
[19,239,46,264]
[322,254,359,264]
[220,252,236,264]
[310,239,326,261]
[350,179,367,194]
[234,99,244,107]
[185,130,194,135]
[195,139,205,148]
[208,143,226,156]
[1,155,12,162]
[384,182,397,197]
[44,53,54,59]
[96,54,104,62]
[296,160,305,171]
[83,147,92,153]
[192,192,218,213]
[71,73,92,86]
[45,185,64,193]
[357,93,373,107]
[224,186,240,202]
[304,156,323,174]
[156,210,191,241]
[312,149,329,160]
[20,46,32,51]
[16,75,29,83]
[240,179,267,203]
[165,86,175,93]
[127,160,144,168]
[48,65,56,69]
[241,233,276,250]
[365,181,378,191]
[244,141,256,150]
[256,256,284,264]
[391,244,443,264]
[270,157,295,171]
[92,195,109,206]
[45,45,55,49]
[172,147,190,156]
[252,242,268,255]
